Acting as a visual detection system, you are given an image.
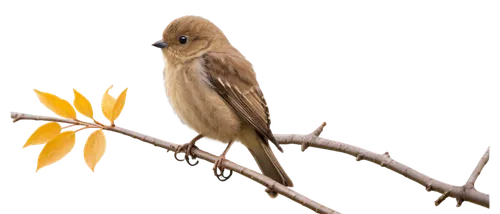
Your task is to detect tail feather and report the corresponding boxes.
[241,129,293,188]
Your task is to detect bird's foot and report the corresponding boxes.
[174,135,202,162]
[212,152,227,174]
[175,141,195,157]
[174,142,199,166]
[213,155,233,181]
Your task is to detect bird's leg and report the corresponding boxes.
[175,134,203,157]
[213,140,234,181]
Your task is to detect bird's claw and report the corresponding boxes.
[213,155,232,181]
[174,142,193,162]
[173,134,203,164]
[212,156,226,173]
[173,143,196,159]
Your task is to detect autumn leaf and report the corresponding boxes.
[36,131,76,172]
[23,122,61,148]
[101,85,116,122]
[84,129,106,172]
[111,88,128,122]
[34,89,77,119]
[73,89,93,119]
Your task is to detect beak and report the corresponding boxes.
[152,40,168,48]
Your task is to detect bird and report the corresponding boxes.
[152,16,293,196]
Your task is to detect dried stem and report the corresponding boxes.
[10,111,491,213]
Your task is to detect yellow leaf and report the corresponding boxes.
[23,122,61,148]
[73,89,93,119]
[84,129,106,172]
[101,85,116,122]
[34,89,77,119]
[111,88,128,122]
[36,131,76,172]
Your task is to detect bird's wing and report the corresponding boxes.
[202,52,283,152]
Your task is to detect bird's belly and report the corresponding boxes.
[164,63,240,143]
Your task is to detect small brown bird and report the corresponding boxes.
[153,16,293,195]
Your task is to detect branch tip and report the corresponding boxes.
[383,150,392,157]
[456,198,463,207]
[309,121,328,137]
[435,191,450,206]
[302,123,327,151]
[426,184,432,192]
[301,142,310,152]
[12,112,22,123]
[356,154,363,161]
[465,146,490,187]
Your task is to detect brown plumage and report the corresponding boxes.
[153,16,293,191]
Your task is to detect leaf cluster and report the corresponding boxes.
[25,86,128,172]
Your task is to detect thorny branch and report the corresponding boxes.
[11,112,490,211]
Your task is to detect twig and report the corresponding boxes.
[312,122,327,137]
[455,199,464,209]
[9,111,491,213]
[300,121,328,152]
[74,125,99,132]
[276,123,490,208]
[466,147,490,188]
[434,191,449,206]
[61,124,78,129]
[435,147,490,207]
[10,112,340,214]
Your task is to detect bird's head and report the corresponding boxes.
[153,16,229,64]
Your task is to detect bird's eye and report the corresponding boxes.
[178,36,188,44]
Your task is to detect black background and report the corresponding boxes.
[4,2,499,213]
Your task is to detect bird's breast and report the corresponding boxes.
[163,58,240,143]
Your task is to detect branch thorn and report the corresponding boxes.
[311,122,327,137]
[434,191,450,206]
[301,142,310,152]
[356,154,363,161]
[383,150,392,157]
[302,122,327,152]
[426,184,432,192]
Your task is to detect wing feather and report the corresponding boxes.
[202,53,282,152]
